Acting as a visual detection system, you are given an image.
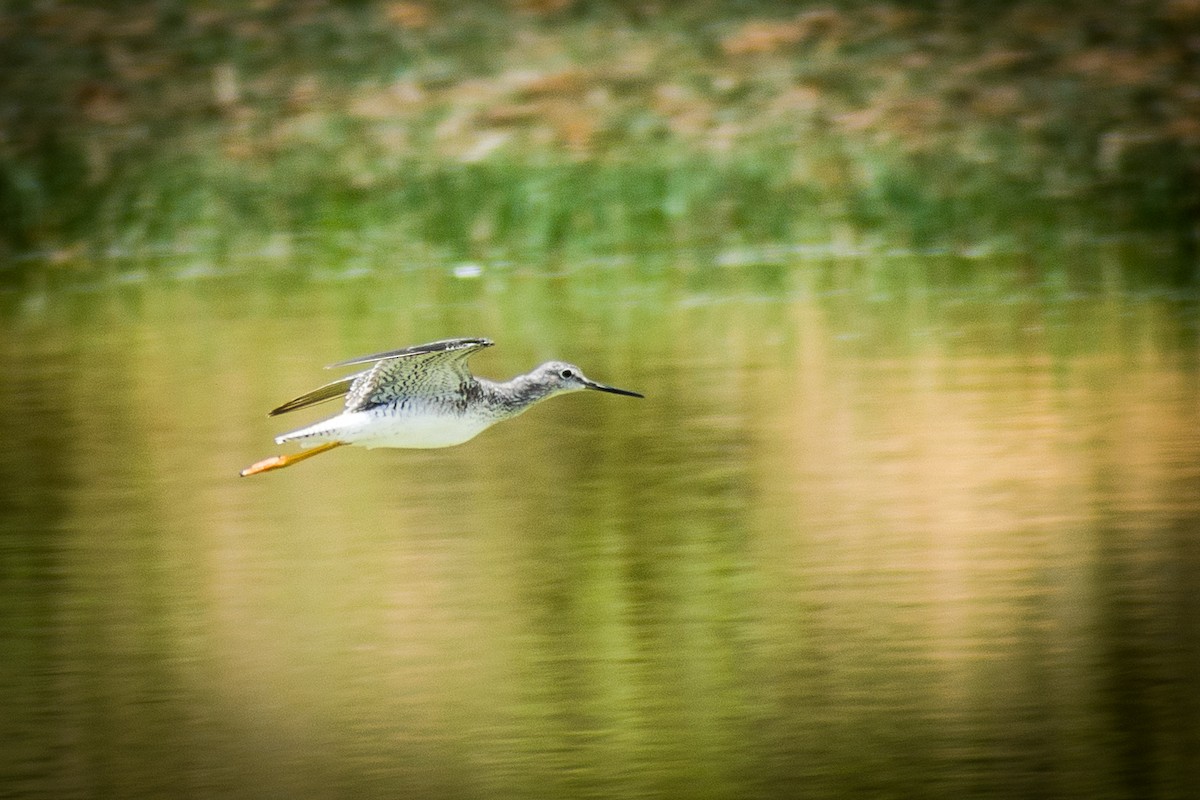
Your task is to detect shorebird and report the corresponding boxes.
[240,337,643,476]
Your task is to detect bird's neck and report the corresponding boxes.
[478,375,559,417]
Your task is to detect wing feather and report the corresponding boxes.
[327,337,493,369]
[268,373,364,417]
[343,340,492,412]
[266,338,494,417]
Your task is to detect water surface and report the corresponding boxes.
[1,253,1197,799]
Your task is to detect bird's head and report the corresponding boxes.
[529,361,644,398]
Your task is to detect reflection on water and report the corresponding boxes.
[1,257,1198,799]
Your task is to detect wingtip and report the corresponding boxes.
[325,337,495,369]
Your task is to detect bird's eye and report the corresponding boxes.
[560,368,574,379]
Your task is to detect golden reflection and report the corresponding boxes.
[3,275,1197,797]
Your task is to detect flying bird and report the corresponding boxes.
[240,337,643,476]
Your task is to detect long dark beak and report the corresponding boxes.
[582,378,644,398]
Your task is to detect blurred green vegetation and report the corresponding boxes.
[1,0,1197,283]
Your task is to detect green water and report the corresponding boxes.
[1,251,1198,799]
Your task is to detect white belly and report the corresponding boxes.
[276,409,496,449]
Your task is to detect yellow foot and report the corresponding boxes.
[239,441,345,477]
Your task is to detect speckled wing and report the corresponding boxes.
[266,338,493,418]
[336,338,494,412]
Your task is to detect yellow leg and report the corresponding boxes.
[239,441,345,477]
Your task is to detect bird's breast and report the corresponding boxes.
[350,404,496,449]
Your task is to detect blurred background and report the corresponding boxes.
[1,2,1198,798]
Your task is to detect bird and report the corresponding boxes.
[239,337,643,476]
